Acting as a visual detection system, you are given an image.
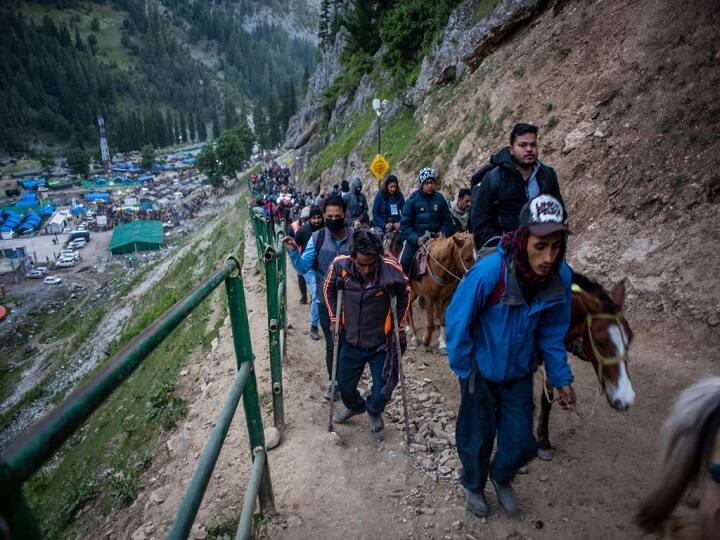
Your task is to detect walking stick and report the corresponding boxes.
[389,294,411,450]
[328,278,344,432]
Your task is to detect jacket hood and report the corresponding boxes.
[351,177,363,191]
[491,147,519,171]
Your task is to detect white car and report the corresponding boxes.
[44,275,63,285]
[26,269,45,279]
[60,250,79,261]
[55,259,75,268]
[35,266,48,275]
[68,240,86,249]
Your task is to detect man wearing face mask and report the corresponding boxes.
[323,230,410,439]
[293,205,324,340]
[283,195,353,400]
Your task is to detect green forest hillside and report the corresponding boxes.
[0,0,317,154]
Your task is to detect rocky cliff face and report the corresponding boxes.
[285,0,720,338]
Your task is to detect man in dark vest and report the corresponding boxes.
[471,123,566,250]
[283,195,353,401]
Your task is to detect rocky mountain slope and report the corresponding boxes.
[285,0,720,342]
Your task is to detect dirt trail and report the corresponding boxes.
[113,227,717,540]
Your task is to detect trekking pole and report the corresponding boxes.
[389,294,411,450]
[328,278,344,432]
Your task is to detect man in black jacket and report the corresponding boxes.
[323,230,410,439]
[471,123,566,249]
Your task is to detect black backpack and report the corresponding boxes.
[469,163,502,231]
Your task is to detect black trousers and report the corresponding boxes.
[297,273,307,300]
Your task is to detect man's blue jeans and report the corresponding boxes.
[455,372,537,491]
[304,271,319,327]
[338,338,387,415]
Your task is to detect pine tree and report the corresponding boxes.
[74,27,85,51]
[190,112,198,142]
[302,65,310,95]
[209,107,221,140]
[318,0,329,49]
[266,93,282,148]
[198,115,208,142]
[179,111,188,144]
[224,99,238,130]
[165,111,175,146]
[252,99,268,153]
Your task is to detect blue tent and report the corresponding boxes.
[17,211,41,233]
[20,178,46,190]
[86,192,110,202]
[137,175,154,183]
[70,205,86,216]
[16,193,39,208]
[39,205,55,216]
[0,211,22,232]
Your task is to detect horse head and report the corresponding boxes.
[570,276,636,411]
[450,232,476,277]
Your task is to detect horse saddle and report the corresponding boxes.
[411,250,428,281]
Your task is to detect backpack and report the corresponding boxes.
[469,163,502,231]
[311,228,326,272]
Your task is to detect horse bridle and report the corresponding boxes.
[420,241,464,286]
[582,312,630,389]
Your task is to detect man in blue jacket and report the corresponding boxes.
[399,167,454,275]
[446,194,577,518]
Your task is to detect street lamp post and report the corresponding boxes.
[372,98,389,155]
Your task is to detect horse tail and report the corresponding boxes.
[635,377,720,533]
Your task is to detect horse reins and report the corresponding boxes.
[539,295,631,421]
[419,241,464,285]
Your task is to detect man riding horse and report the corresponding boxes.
[399,167,454,276]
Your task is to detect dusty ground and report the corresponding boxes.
[108,224,717,540]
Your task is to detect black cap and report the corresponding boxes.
[519,195,570,236]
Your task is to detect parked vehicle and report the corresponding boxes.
[44,275,63,285]
[55,259,75,268]
[69,230,90,243]
[26,269,45,279]
[68,239,86,249]
[60,250,79,260]
[35,266,48,275]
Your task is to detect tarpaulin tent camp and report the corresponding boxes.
[109,221,163,255]
[85,192,110,203]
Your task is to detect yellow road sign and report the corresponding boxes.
[370,154,389,180]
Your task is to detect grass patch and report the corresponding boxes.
[360,108,419,168]
[469,0,501,27]
[546,116,560,131]
[475,99,492,137]
[22,202,248,539]
[306,109,375,182]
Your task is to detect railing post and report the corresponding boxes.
[225,266,274,515]
[0,464,42,540]
[263,248,284,431]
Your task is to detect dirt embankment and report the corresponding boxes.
[393,0,720,344]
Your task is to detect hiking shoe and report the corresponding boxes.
[310,325,321,341]
[324,382,339,401]
[490,474,519,516]
[333,404,364,423]
[368,412,384,439]
[300,296,308,305]
[464,488,488,518]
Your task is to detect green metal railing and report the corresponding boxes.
[248,209,288,433]
[0,254,277,540]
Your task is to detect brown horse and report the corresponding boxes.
[404,233,476,351]
[537,272,636,460]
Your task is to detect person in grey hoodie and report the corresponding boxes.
[345,177,370,226]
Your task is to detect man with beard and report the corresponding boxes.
[283,195,353,400]
[293,205,324,340]
[471,123,566,249]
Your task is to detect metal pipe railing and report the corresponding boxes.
[235,447,267,540]
[166,362,252,540]
[2,258,238,484]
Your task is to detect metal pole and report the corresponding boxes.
[166,363,251,540]
[235,447,266,540]
[264,249,284,430]
[390,296,411,450]
[225,270,275,514]
[377,116,381,155]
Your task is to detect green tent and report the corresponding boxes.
[109,221,164,255]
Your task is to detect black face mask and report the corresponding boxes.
[325,217,344,233]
